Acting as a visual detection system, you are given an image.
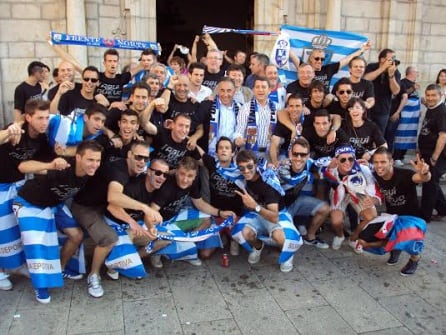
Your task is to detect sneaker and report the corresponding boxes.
[106,269,119,280]
[400,258,419,276]
[248,242,264,264]
[230,240,240,256]
[304,237,329,249]
[387,250,402,265]
[62,268,83,280]
[297,225,307,236]
[394,159,404,167]
[35,288,51,304]
[0,272,12,291]
[185,258,202,266]
[150,255,163,269]
[87,274,104,298]
[332,236,345,250]
[348,240,363,254]
[280,255,294,273]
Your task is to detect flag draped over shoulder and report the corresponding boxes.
[202,25,277,36]
[271,25,368,87]
[50,31,161,54]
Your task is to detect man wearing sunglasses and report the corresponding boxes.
[278,137,330,248]
[327,77,354,120]
[232,150,302,272]
[51,66,109,116]
[324,145,381,252]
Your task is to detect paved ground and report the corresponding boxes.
[1,214,445,335]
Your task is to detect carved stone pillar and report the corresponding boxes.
[66,0,87,66]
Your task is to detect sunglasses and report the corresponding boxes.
[338,90,352,95]
[313,57,325,62]
[149,167,169,178]
[291,152,309,158]
[83,77,99,83]
[132,153,150,162]
[238,164,255,172]
[339,157,355,163]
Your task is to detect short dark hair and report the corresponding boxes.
[178,156,199,172]
[139,48,157,59]
[236,150,258,165]
[253,53,270,68]
[346,97,368,120]
[130,140,150,152]
[131,82,151,96]
[313,108,331,120]
[253,76,269,86]
[286,93,303,106]
[82,66,100,78]
[76,140,104,156]
[216,136,235,152]
[226,64,246,77]
[173,113,191,123]
[290,137,310,152]
[170,56,186,70]
[85,103,107,118]
[103,48,120,60]
[373,146,393,160]
[27,61,46,76]
[24,99,50,116]
[425,83,443,95]
[378,48,395,60]
[121,109,139,120]
[309,80,326,94]
[336,77,352,88]
[52,67,59,78]
[188,62,206,74]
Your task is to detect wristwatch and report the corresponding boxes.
[255,204,261,213]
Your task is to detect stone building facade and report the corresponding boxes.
[0,0,445,126]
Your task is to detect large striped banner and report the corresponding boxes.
[50,31,161,54]
[394,96,421,150]
[271,25,368,87]
[202,25,277,36]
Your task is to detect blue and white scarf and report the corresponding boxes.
[257,160,285,196]
[209,98,240,157]
[215,159,243,183]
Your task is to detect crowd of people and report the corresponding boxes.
[2,33,445,304]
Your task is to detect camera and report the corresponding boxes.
[391,55,400,66]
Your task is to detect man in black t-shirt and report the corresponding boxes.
[15,141,103,304]
[151,157,235,260]
[232,150,302,273]
[327,77,354,120]
[0,100,54,291]
[286,63,314,103]
[146,113,200,169]
[14,61,46,121]
[364,48,401,133]
[370,148,430,274]
[418,84,446,222]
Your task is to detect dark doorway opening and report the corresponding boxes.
[156,0,254,64]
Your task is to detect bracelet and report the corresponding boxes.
[430,157,437,163]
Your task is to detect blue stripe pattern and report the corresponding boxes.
[394,97,421,150]
[0,182,25,269]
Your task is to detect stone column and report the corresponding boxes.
[253,0,284,54]
[66,0,87,67]
[326,0,342,30]
[124,0,157,59]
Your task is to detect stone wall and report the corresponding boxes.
[1,0,445,127]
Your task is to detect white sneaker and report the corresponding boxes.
[185,258,202,266]
[280,255,294,273]
[150,255,163,268]
[106,268,119,280]
[0,272,12,291]
[230,240,240,256]
[348,240,363,254]
[394,159,404,167]
[248,242,264,264]
[87,274,104,298]
[332,236,345,250]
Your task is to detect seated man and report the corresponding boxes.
[151,157,235,262]
[323,145,381,253]
[231,150,302,272]
[15,141,103,304]
[278,137,330,248]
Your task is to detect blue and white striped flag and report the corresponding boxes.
[0,182,25,270]
[394,96,421,150]
[271,25,368,87]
